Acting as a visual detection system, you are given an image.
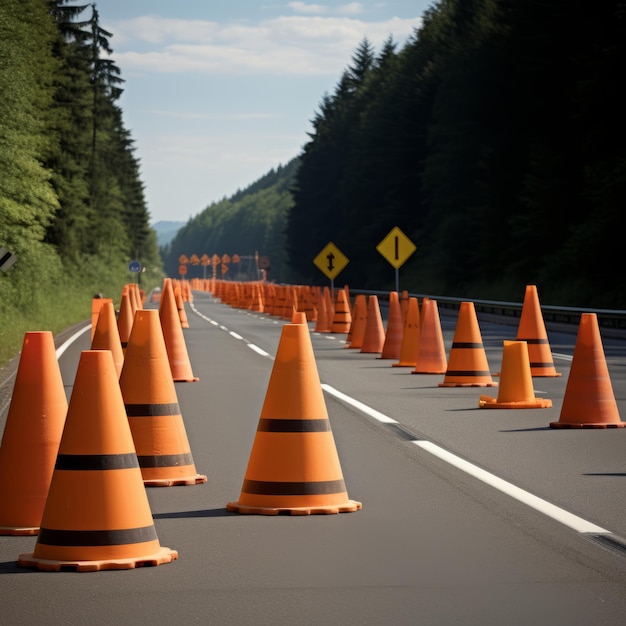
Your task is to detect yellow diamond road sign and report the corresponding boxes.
[313,242,349,280]
[377,227,416,269]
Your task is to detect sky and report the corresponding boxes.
[98,1,432,225]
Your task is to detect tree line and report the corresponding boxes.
[286,0,626,308]
[0,0,162,365]
[167,0,624,309]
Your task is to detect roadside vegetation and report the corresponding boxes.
[0,1,162,367]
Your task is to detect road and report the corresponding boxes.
[1,289,625,625]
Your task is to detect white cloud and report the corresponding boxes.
[288,2,328,14]
[288,2,366,15]
[107,14,420,76]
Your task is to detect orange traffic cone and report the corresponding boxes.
[91,300,124,378]
[18,350,177,571]
[314,286,332,332]
[399,290,409,322]
[0,332,68,535]
[344,294,367,349]
[159,278,199,382]
[411,299,447,374]
[516,285,561,377]
[117,289,134,353]
[439,302,496,387]
[479,341,552,408]
[379,291,403,359]
[392,297,421,367]
[550,313,624,428]
[120,310,207,486]
[291,311,307,324]
[360,295,386,353]
[174,283,190,329]
[227,321,362,515]
[331,289,352,334]
[91,297,112,342]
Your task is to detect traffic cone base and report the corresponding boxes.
[479,394,552,409]
[18,350,177,572]
[18,548,178,573]
[550,313,624,428]
[228,322,361,515]
[550,421,625,429]
[479,341,552,409]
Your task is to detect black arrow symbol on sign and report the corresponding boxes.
[326,252,335,271]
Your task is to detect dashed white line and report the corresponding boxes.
[189,299,612,538]
[248,344,272,358]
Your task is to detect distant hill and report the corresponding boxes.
[152,221,186,247]
[160,157,300,281]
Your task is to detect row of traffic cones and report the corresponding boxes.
[0,279,362,571]
[211,276,622,428]
[341,285,623,427]
[0,278,205,570]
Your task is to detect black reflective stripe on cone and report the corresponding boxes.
[125,403,180,416]
[37,525,157,546]
[55,454,139,470]
[242,479,346,496]
[257,418,331,432]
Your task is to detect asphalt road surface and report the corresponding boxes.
[1,290,625,625]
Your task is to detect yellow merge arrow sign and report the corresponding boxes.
[313,242,349,280]
[377,227,416,269]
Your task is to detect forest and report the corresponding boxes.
[2,0,626,371]
[165,0,625,309]
[0,0,162,365]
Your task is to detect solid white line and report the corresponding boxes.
[55,324,91,359]
[322,383,610,535]
[413,440,609,534]
[321,384,398,424]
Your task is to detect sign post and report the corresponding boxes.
[313,242,349,296]
[376,227,416,292]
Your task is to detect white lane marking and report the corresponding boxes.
[321,383,611,536]
[56,324,91,359]
[553,352,573,362]
[229,331,243,340]
[248,344,272,358]
[188,299,610,535]
[413,440,609,534]
[321,384,398,424]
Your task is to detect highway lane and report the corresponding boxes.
[0,290,625,624]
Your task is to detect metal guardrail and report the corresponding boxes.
[348,289,626,332]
